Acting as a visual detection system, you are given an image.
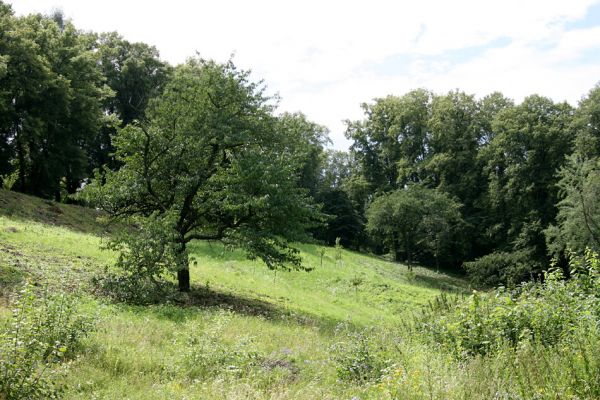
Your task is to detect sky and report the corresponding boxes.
[7,0,600,149]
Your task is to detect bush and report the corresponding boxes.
[91,269,170,305]
[463,249,535,287]
[0,285,95,399]
[372,250,600,399]
[330,326,390,383]
[419,250,600,357]
[179,311,263,379]
[377,329,600,400]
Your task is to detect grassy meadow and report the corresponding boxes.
[1,190,599,399]
[0,189,470,399]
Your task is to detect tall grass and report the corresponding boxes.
[349,250,600,399]
[2,190,599,399]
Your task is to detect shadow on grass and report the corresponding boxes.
[101,278,345,331]
[0,189,117,236]
[412,273,469,293]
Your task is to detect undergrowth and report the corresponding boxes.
[0,286,95,399]
[341,250,600,399]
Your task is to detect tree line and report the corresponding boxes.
[2,2,599,288]
[0,3,170,199]
[339,88,600,285]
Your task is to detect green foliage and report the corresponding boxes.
[179,311,263,379]
[569,248,600,302]
[91,268,169,305]
[0,286,95,399]
[3,4,600,396]
[100,211,182,288]
[314,189,364,249]
[0,6,171,197]
[571,83,600,160]
[0,8,108,199]
[346,88,582,285]
[0,171,18,191]
[419,250,600,357]
[375,330,600,399]
[345,90,432,190]
[320,150,353,190]
[84,59,322,291]
[463,249,533,287]
[276,112,330,196]
[546,85,600,259]
[0,0,598,289]
[90,32,171,171]
[426,91,482,205]
[96,32,171,126]
[546,155,600,257]
[330,327,390,383]
[366,185,464,268]
[367,250,600,398]
[13,191,599,398]
[479,95,574,273]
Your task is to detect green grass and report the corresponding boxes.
[0,190,600,400]
[0,189,469,399]
[3,189,598,399]
[186,240,465,327]
[0,189,115,235]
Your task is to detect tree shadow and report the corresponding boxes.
[103,279,345,330]
[0,189,118,236]
[411,273,469,293]
[189,284,351,330]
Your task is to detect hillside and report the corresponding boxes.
[0,189,467,399]
[2,4,600,397]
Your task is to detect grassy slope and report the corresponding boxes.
[0,190,467,399]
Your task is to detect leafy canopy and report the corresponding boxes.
[85,59,322,291]
[366,186,463,268]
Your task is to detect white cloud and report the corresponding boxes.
[7,0,600,149]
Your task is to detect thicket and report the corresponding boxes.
[0,286,95,399]
[331,250,600,399]
[345,89,600,286]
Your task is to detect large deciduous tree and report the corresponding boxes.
[0,6,106,198]
[276,112,329,196]
[345,90,432,191]
[482,96,573,250]
[472,95,574,282]
[546,85,600,258]
[366,186,463,270]
[85,59,321,292]
[89,33,171,171]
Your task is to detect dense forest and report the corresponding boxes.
[1,1,599,289]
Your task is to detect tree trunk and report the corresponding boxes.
[176,239,190,292]
[405,234,412,271]
[177,268,190,292]
[16,127,26,192]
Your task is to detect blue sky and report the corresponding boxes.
[8,0,600,149]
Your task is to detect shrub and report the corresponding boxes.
[330,326,390,383]
[91,269,170,305]
[375,251,600,398]
[179,311,263,379]
[0,285,95,399]
[419,250,600,357]
[463,249,535,287]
